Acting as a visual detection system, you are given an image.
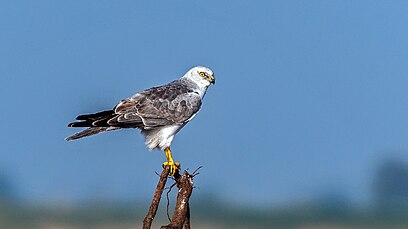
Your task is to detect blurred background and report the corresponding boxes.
[1,0,408,228]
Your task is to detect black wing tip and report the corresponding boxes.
[67,122,84,127]
[76,110,115,121]
[68,121,93,128]
[76,114,89,120]
[68,110,115,128]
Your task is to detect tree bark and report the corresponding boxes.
[142,168,195,229]
[143,166,170,229]
[161,171,194,229]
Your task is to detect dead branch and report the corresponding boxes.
[142,166,196,229]
[143,166,170,229]
[183,202,191,229]
[160,171,194,229]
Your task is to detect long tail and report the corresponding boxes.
[65,110,120,141]
[65,127,119,141]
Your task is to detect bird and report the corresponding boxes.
[66,66,215,175]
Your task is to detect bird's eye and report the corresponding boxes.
[199,72,205,77]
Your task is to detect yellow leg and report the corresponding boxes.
[163,147,180,176]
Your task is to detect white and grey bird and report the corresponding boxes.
[66,66,215,175]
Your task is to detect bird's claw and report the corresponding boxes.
[163,161,180,176]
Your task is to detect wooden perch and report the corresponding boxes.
[143,166,170,229]
[142,166,196,229]
[161,171,193,229]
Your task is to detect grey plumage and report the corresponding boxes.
[66,66,215,150]
[66,76,207,149]
[66,65,214,178]
[65,127,119,141]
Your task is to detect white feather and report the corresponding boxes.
[142,124,185,150]
[141,66,214,151]
[182,66,213,99]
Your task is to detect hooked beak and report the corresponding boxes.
[210,75,215,85]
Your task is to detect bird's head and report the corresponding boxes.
[184,66,215,88]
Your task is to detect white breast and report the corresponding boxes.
[141,124,185,150]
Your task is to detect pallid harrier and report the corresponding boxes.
[66,66,215,175]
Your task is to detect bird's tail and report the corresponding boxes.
[65,110,119,141]
[65,127,119,141]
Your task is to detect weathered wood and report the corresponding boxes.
[161,171,194,229]
[142,166,170,229]
[143,167,195,229]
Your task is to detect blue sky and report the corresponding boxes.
[1,1,408,205]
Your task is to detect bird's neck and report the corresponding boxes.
[180,77,209,99]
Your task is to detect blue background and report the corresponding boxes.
[1,0,408,207]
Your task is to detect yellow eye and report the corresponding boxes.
[199,72,205,77]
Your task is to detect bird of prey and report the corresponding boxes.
[66,66,215,175]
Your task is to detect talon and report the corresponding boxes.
[163,161,180,176]
[163,147,180,176]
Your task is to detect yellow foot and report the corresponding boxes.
[163,161,181,176]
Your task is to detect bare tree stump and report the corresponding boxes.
[161,171,194,229]
[142,166,195,229]
[143,166,170,229]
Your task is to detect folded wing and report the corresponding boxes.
[66,81,202,140]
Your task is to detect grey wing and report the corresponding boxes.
[65,82,202,141]
[112,84,202,128]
